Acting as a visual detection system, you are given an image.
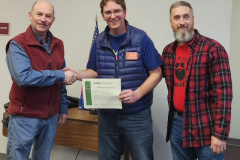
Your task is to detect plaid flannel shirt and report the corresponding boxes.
[162,29,233,147]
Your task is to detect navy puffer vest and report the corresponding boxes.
[96,21,153,115]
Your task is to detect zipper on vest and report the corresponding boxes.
[122,49,125,68]
[113,49,119,78]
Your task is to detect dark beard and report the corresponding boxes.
[175,69,185,81]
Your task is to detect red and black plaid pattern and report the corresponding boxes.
[162,30,233,147]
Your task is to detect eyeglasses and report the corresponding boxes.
[102,9,123,17]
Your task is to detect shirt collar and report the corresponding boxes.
[33,31,51,55]
[33,32,50,46]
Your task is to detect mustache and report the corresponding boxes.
[178,25,188,29]
[37,22,47,26]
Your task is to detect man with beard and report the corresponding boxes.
[161,1,232,160]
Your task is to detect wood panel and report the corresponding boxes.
[54,117,98,151]
[2,112,8,137]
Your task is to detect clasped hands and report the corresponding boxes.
[63,67,77,85]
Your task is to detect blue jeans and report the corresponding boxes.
[170,112,224,160]
[7,114,58,160]
[98,108,153,160]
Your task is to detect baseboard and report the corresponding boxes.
[0,153,6,160]
[225,138,240,160]
[0,153,31,160]
[227,138,240,146]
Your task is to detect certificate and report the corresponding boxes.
[82,78,122,109]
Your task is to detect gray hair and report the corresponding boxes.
[170,1,193,18]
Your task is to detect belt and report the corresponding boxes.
[176,111,183,116]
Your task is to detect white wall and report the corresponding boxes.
[0,0,235,160]
[229,0,240,139]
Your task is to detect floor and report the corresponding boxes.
[0,143,239,160]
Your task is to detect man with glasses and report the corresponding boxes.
[161,1,232,160]
[65,0,163,159]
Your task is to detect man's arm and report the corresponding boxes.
[59,61,68,126]
[59,81,68,126]
[76,68,98,80]
[209,45,233,154]
[119,67,162,103]
[6,41,76,87]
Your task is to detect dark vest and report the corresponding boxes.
[96,21,153,115]
[6,26,64,118]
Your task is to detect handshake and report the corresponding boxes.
[63,67,77,85]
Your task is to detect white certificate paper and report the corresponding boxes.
[82,78,122,109]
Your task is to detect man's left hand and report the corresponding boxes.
[58,114,68,126]
[119,89,139,104]
[210,136,226,154]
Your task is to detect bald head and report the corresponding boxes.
[28,0,55,38]
[31,1,54,16]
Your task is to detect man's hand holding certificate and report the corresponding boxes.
[82,79,122,109]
